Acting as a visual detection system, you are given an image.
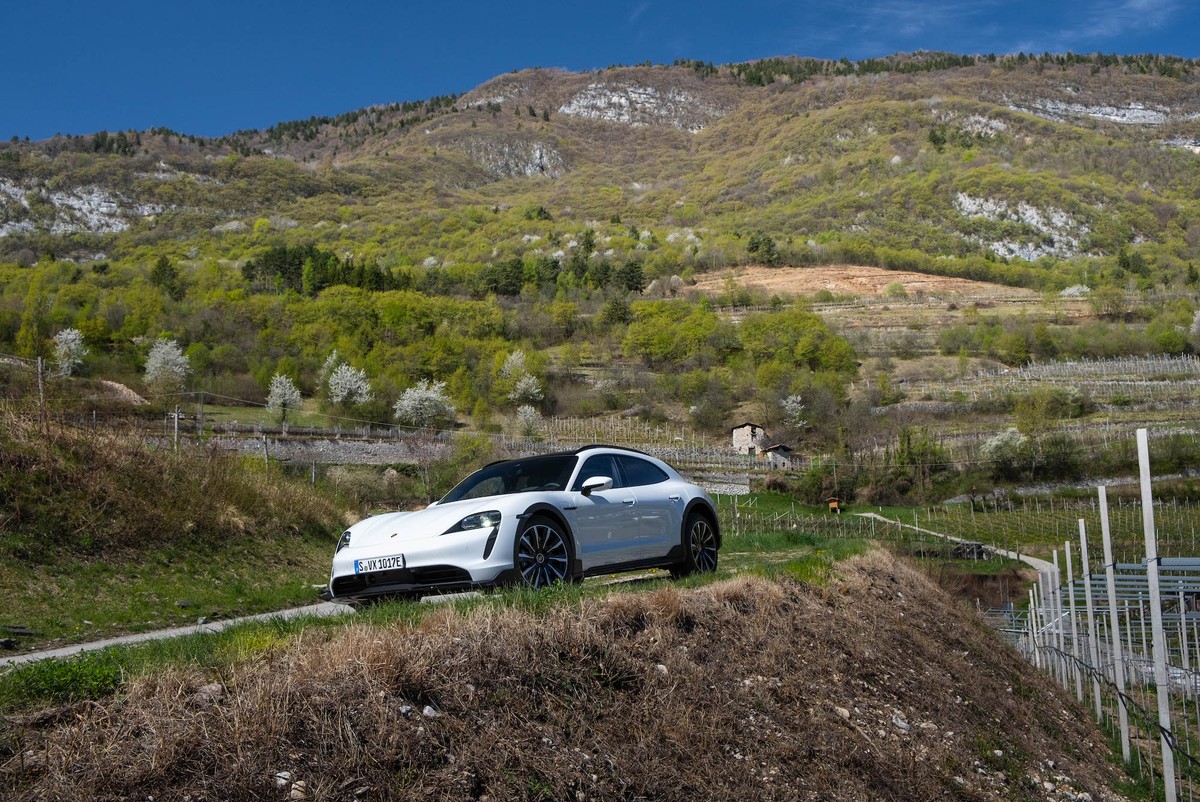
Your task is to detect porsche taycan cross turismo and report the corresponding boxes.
[328,445,720,603]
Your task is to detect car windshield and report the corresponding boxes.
[439,454,579,504]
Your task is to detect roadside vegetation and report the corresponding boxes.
[0,403,346,648]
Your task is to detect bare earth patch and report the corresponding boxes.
[691,264,1040,298]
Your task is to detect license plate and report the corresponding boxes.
[354,554,405,574]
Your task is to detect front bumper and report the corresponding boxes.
[328,525,513,601]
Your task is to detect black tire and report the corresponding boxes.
[672,510,719,579]
[514,515,573,589]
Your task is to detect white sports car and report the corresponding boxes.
[328,445,720,602]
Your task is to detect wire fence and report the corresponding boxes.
[966,429,1200,801]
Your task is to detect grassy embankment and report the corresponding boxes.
[0,552,1134,801]
[0,406,346,651]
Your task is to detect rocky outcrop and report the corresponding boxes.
[558,82,724,132]
[0,178,165,237]
[953,192,1089,260]
[458,137,566,179]
[1008,98,1183,126]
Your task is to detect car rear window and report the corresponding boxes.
[617,455,669,487]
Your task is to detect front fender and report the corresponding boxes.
[517,502,582,579]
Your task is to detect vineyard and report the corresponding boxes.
[906,354,1200,410]
[919,495,1200,563]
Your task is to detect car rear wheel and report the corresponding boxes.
[515,516,572,589]
[672,511,719,579]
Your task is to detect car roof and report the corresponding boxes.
[479,444,654,470]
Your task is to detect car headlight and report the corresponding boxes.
[444,510,501,534]
[335,530,352,553]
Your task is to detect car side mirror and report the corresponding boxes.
[580,476,613,496]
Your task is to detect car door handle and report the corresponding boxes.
[622,498,635,505]
[668,494,681,501]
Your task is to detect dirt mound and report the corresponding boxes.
[92,379,147,405]
[692,264,1040,298]
[1,552,1127,801]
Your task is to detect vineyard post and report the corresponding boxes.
[1137,427,1176,802]
[1052,551,1068,689]
[1178,592,1189,674]
[1065,540,1083,703]
[1195,620,1200,680]
[1139,599,1149,676]
[1029,587,1042,671]
[1100,484,1132,764]
[1040,571,1058,684]
[1079,521,1104,722]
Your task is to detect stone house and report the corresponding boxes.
[730,422,769,456]
[763,443,798,470]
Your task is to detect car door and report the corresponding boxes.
[616,455,679,558]
[565,454,639,569]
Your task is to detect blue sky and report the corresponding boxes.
[3,0,1196,141]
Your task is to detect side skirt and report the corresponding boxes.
[580,546,687,579]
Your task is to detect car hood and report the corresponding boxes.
[347,498,508,548]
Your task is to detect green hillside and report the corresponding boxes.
[2,51,1200,506]
[2,52,1200,285]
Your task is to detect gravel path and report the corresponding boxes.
[856,512,1054,575]
[1,602,353,667]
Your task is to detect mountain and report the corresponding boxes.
[2,51,1200,288]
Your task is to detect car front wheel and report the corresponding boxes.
[672,511,719,578]
[515,516,572,589]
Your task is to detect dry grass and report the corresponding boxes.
[0,406,342,556]
[2,552,1128,801]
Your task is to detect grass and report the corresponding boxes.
[185,399,339,429]
[0,406,348,651]
[0,532,335,649]
[0,523,864,714]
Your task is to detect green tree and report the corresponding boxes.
[150,256,182,301]
[993,331,1029,365]
[15,275,49,359]
[1089,286,1126,319]
[747,232,779,265]
[615,260,646,292]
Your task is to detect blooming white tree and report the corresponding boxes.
[266,373,303,423]
[319,350,342,385]
[981,427,1028,480]
[781,395,808,429]
[508,373,544,405]
[393,380,456,429]
[328,363,373,406]
[516,405,542,438]
[52,328,88,377]
[499,349,527,378]
[144,338,190,397]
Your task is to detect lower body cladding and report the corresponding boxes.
[328,526,515,602]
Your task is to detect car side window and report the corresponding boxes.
[617,456,668,487]
[572,454,621,490]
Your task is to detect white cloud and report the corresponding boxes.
[778,0,1184,61]
[1069,0,1179,41]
